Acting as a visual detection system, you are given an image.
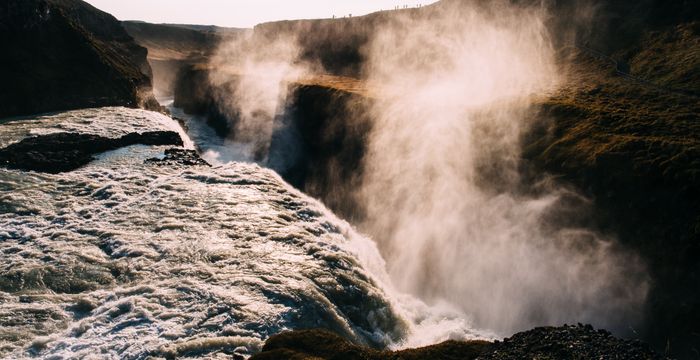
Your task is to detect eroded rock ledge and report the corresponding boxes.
[146,148,211,167]
[0,131,183,173]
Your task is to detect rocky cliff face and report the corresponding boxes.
[122,21,247,98]
[0,0,159,119]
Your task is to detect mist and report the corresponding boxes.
[205,0,650,342]
[206,31,310,164]
[357,0,649,336]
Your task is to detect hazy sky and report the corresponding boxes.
[84,1,435,28]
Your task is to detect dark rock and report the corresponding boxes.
[250,329,490,360]
[0,131,183,173]
[0,0,160,119]
[171,65,235,138]
[481,324,666,360]
[145,148,210,167]
[270,84,374,222]
[251,326,665,360]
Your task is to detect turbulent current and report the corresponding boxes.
[0,107,482,359]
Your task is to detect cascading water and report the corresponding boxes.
[0,108,412,358]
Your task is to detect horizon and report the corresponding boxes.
[83,0,436,28]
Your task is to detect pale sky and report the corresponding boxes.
[84,1,436,28]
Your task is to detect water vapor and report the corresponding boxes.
[358,0,649,337]
[207,31,311,163]
[202,0,650,344]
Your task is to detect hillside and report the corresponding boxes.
[122,21,246,62]
[525,22,700,358]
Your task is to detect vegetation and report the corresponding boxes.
[525,20,700,358]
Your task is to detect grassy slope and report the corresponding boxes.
[526,20,700,358]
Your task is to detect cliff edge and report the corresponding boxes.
[0,0,159,119]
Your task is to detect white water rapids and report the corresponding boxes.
[0,107,483,359]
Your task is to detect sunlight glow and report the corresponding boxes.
[83,0,435,28]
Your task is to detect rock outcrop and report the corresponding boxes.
[145,148,210,167]
[0,0,160,119]
[250,326,665,360]
[0,131,183,173]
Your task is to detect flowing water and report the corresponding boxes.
[0,107,482,359]
[1,2,653,358]
[198,0,649,342]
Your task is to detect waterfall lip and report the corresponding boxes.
[0,107,411,358]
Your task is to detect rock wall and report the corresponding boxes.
[0,0,159,119]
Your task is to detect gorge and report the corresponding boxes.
[1,0,699,359]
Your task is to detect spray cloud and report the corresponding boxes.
[205,0,650,343]
[357,0,649,336]
[207,31,311,163]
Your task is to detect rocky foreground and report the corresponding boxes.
[251,325,665,360]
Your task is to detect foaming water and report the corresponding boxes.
[167,100,257,165]
[166,100,491,348]
[0,107,413,358]
[0,107,194,149]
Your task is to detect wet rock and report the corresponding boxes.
[0,131,183,173]
[481,324,665,360]
[251,325,666,360]
[250,329,490,360]
[146,148,210,167]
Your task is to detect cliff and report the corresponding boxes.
[524,23,700,359]
[0,0,159,119]
[122,21,247,97]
